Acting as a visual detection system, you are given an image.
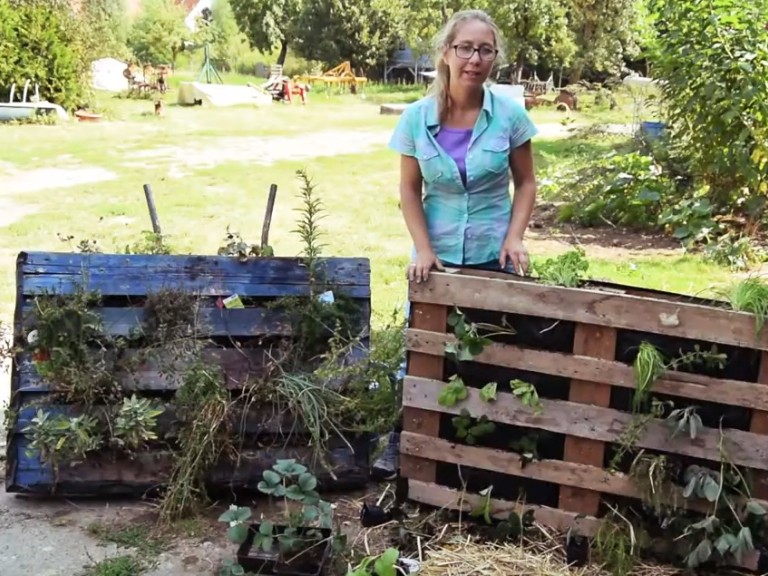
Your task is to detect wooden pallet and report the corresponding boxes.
[5,251,372,496]
[400,267,768,569]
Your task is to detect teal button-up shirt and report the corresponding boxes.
[389,87,538,265]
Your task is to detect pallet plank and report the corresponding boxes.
[399,431,740,514]
[410,273,768,350]
[20,252,370,285]
[8,436,369,496]
[21,305,294,338]
[15,348,280,392]
[403,376,768,471]
[405,329,768,410]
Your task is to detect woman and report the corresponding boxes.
[371,9,539,481]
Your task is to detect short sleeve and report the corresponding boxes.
[508,102,539,149]
[388,106,417,157]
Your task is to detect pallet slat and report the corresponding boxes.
[405,329,768,411]
[410,273,768,350]
[403,376,768,471]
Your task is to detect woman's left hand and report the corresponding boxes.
[499,236,529,275]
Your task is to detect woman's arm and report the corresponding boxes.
[499,139,537,273]
[400,155,444,281]
[399,155,432,254]
[507,140,537,241]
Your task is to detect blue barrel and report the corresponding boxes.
[640,120,667,142]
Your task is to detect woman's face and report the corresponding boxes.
[443,20,498,88]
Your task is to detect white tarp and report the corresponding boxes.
[489,83,525,109]
[91,57,130,93]
[177,81,273,107]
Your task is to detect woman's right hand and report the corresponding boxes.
[407,250,444,283]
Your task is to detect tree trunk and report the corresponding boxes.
[277,40,288,66]
[568,61,584,85]
[514,52,525,83]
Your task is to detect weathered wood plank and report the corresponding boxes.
[11,398,313,437]
[21,275,371,299]
[411,272,768,350]
[7,436,370,496]
[19,252,370,286]
[16,347,280,393]
[405,329,768,411]
[560,324,616,516]
[403,376,768,471]
[400,432,747,515]
[21,305,293,339]
[407,479,600,535]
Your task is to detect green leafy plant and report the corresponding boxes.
[479,381,497,402]
[725,276,768,335]
[509,379,542,415]
[217,226,272,261]
[438,375,469,407]
[219,505,253,545]
[345,548,401,576]
[469,485,494,524]
[451,408,495,445]
[665,406,703,440]
[254,459,333,557]
[531,247,590,288]
[444,307,515,361]
[112,394,165,450]
[22,409,102,477]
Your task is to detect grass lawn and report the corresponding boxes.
[0,72,742,332]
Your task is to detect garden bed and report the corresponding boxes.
[400,264,768,572]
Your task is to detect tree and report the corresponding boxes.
[565,0,643,82]
[229,0,303,66]
[0,0,91,111]
[648,0,768,214]
[80,0,132,60]
[127,0,190,65]
[403,0,467,61]
[293,0,409,69]
[485,0,575,81]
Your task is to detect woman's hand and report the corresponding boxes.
[408,250,444,283]
[499,236,529,275]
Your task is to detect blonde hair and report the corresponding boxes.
[428,9,504,122]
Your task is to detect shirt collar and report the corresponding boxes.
[426,85,494,128]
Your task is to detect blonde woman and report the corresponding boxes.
[372,10,538,481]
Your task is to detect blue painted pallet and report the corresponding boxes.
[5,251,373,495]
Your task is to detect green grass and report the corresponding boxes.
[0,78,743,331]
[80,555,143,576]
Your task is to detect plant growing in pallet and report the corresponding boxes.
[345,548,401,576]
[444,307,515,362]
[510,379,543,415]
[220,459,334,576]
[451,409,496,445]
[531,247,590,288]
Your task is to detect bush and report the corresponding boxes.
[0,0,91,111]
[649,0,768,218]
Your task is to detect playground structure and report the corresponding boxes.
[294,61,368,94]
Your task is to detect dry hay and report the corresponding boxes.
[418,533,686,576]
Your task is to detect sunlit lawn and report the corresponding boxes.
[0,71,739,332]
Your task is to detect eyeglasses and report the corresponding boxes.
[452,44,498,62]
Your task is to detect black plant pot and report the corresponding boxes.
[237,524,333,576]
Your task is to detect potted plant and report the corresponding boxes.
[219,459,334,576]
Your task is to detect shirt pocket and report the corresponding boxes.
[415,142,444,183]
[480,135,511,174]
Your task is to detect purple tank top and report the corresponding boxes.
[436,127,473,186]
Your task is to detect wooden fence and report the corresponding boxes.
[5,251,372,496]
[400,267,768,569]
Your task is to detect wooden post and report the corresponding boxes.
[400,301,446,484]
[750,351,768,499]
[559,323,617,515]
[142,183,162,235]
[261,184,278,250]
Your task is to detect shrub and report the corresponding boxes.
[0,0,91,111]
